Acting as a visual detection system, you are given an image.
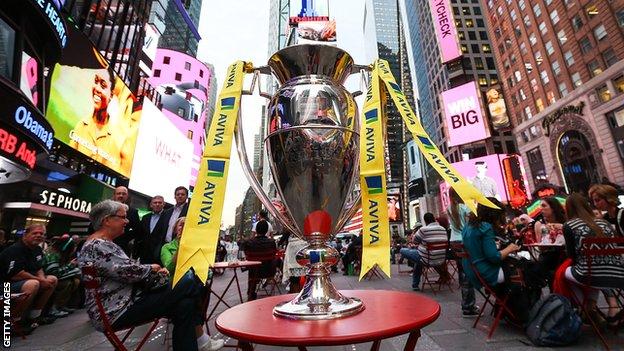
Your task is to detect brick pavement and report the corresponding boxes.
[8,264,622,350]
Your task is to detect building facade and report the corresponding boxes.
[483,0,624,192]
[157,0,202,57]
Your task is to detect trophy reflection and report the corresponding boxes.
[237,44,364,319]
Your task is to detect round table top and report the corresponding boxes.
[216,289,440,346]
[525,243,565,248]
[212,260,262,269]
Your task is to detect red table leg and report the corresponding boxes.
[207,274,237,320]
[403,330,421,351]
[233,268,244,303]
[370,340,381,351]
[238,340,254,351]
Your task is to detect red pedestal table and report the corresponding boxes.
[216,289,440,351]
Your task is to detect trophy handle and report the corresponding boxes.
[234,104,300,236]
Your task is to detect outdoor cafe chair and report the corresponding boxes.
[82,266,161,351]
[420,241,454,294]
[244,249,283,297]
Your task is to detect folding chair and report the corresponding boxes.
[568,236,624,351]
[244,249,283,297]
[457,243,521,339]
[82,266,161,351]
[420,241,453,294]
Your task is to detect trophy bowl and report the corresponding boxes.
[236,44,364,319]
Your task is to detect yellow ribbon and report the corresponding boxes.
[358,62,391,280]
[173,61,247,285]
[374,59,497,214]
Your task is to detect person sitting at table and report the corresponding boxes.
[563,193,624,327]
[589,184,624,237]
[160,217,184,273]
[243,220,278,300]
[78,200,224,351]
[461,198,521,291]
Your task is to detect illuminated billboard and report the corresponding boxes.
[429,0,461,63]
[46,26,141,177]
[297,20,336,43]
[289,0,330,25]
[387,194,403,223]
[485,88,511,130]
[129,100,194,204]
[444,154,530,208]
[441,81,490,147]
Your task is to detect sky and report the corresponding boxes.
[197,0,367,227]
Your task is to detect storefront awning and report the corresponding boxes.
[3,202,90,219]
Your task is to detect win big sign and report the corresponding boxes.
[442,81,490,147]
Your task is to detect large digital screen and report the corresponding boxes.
[441,81,490,147]
[46,26,141,177]
[387,194,403,223]
[296,20,336,44]
[428,0,461,63]
[129,100,194,204]
[485,88,511,130]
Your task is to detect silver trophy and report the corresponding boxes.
[236,44,365,319]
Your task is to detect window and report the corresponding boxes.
[471,44,480,53]
[519,0,526,10]
[615,75,624,93]
[564,51,575,66]
[572,15,583,31]
[586,4,599,19]
[535,51,543,64]
[557,29,567,44]
[533,4,541,17]
[474,57,484,69]
[571,72,582,87]
[550,10,560,24]
[593,24,607,41]
[551,60,561,75]
[199,69,204,78]
[482,44,491,53]
[525,62,533,73]
[536,98,545,112]
[468,31,476,40]
[545,41,554,55]
[603,48,618,67]
[587,60,602,77]
[0,18,16,80]
[527,148,548,183]
[618,9,624,27]
[530,78,539,92]
[486,57,495,69]
[597,85,612,102]
[476,19,484,27]
[540,70,549,84]
[479,31,488,40]
[511,9,517,21]
[579,36,593,54]
[545,0,553,5]
[175,72,182,81]
[465,19,474,27]
[462,7,471,15]
[461,44,468,53]
[184,62,191,70]
[177,107,185,117]
[529,33,537,45]
[458,31,465,40]
[519,89,527,101]
[154,69,161,77]
[474,6,481,15]
[520,42,528,54]
[539,21,548,34]
[478,75,488,86]
[559,82,569,96]
[547,91,556,104]
[564,0,574,8]
[525,106,533,119]
[515,70,522,82]
[524,15,531,27]
[163,56,171,64]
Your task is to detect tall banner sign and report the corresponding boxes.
[442,81,490,147]
[429,0,461,63]
[173,61,248,285]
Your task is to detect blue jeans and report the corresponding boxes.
[400,248,423,289]
[112,272,204,351]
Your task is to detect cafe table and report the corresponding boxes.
[524,242,565,261]
[206,260,262,323]
[216,289,441,351]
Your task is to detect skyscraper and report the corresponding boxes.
[157,0,202,56]
[483,0,624,192]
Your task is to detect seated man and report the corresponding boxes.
[243,220,277,300]
[400,213,449,291]
[341,234,362,275]
[0,224,58,332]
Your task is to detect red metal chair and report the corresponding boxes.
[568,236,624,351]
[456,243,522,339]
[419,241,453,294]
[244,249,283,297]
[82,266,161,351]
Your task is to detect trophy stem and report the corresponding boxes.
[273,235,364,319]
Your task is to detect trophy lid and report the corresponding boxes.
[268,44,354,85]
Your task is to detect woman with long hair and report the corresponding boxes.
[589,184,624,237]
[447,187,478,316]
[563,194,624,326]
[535,197,566,244]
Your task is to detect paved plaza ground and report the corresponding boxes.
[9,264,623,350]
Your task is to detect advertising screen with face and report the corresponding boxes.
[441,81,490,147]
[129,100,193,204]
[485,88,511,130]
[46,26,141,177]
[388,194,402,222]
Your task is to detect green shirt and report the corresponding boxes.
[160,239,179,272]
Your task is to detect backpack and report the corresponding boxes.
[526,294,582,346]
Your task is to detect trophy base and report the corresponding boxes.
[273,296,364,320]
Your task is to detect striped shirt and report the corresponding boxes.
[413,222,448,267]
[564,218,624,289]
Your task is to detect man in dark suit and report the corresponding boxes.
[137,195,166,263]
[112,186,141,257]
[149,186,189,265]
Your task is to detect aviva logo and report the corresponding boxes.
[207,160,225,177]
[365,175,383,194]
[417,135,435,150]
[221,97,235,110]
[388,82,402,94]
[365,109,378,124]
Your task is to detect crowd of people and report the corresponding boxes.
[1,180,623,349]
